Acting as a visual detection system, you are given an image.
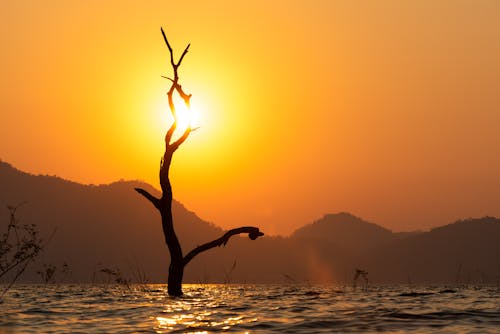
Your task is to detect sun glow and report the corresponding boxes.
[152,95,204,141]
[174,98,201,132]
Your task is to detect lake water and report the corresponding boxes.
[1,284,498,333]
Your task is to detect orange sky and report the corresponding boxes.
[1,0,499,235]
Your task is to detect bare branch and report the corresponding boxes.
[164,87,177,146]
[161,76,174,82]
[161,27,174,67]
[171,127,191,151]
[183,227,264,266]
[177,44,190,67]
[167,85,176,113]
[175,84,192,107]
[160,28,192,151]
[0,257,31,280]
[0,257,33,299]
[134,187,161,209]
[165,123,176,147]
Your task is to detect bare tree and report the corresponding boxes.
[0,203,44,300]
[135,28,263,296]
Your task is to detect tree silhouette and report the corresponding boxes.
[0,203,44,300]
[135,28,263,296]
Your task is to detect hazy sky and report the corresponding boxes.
[1,0,499,235]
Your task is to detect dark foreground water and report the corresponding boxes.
[0,284,498,333]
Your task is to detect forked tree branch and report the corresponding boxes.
[161,27,190,70]
[160,27,192,148]
[162,77,191,106]
[171,128,191,150]
[183,227,264,266]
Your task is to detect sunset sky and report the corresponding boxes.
[1,0,499,235]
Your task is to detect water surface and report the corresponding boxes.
[1,284,498,333]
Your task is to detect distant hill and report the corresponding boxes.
[360,216,500,283]
[289,212,499,284]
[0,160,224,282]
[291,212,396,253]
[1,160,498,284]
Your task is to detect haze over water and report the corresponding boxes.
[1,284,498,333]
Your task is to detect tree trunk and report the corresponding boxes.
[160,203,184,296]
[167,261,184,296]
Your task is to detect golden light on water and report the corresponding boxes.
[155,310,249,332]
[2,283,496,332]
[153,285,255,333]
[155,313,248,333]
[156,316,177,328]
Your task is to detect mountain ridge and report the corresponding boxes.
[291,212,396,253]
[1,160,498,284]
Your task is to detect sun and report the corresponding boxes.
[174,97,201,131]
[151,94,203,139]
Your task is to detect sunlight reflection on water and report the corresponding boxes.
[0,284,499,333]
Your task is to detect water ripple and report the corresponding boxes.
[0,284,498,333]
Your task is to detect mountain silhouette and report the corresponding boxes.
[0,160,223,282]
[1,160,498,284]
[291,212,396,254]
[360,216,500,283]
